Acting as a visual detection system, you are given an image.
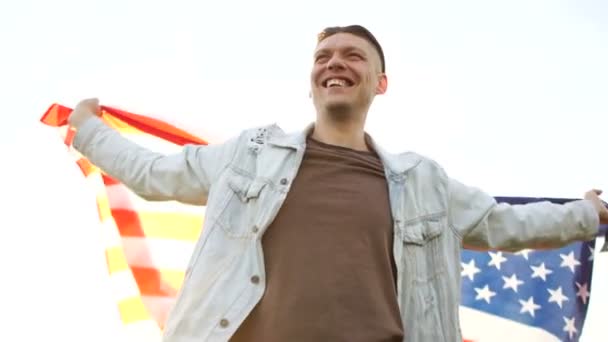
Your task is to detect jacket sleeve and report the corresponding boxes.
[72,116,240,205]
[447,178,599,251]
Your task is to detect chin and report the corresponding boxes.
[324,102,354,121]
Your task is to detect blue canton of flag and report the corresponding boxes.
[460,197,600,342]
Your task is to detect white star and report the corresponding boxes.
[576,282,590,304]
[488,251,507,270]
[516,249,532,260]
[563,316,578,340]
[474,285,497,304]
[502,274,524,293]
[530,262,553,281]
[519,296,541,317]
[560,251,581,273]
[461,259,481,281]
[547,286,569,308]
[588,245,595,261]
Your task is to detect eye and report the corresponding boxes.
[315,55,329,63]
[348,53,363,60]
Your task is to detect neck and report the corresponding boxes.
[310,112,369,151]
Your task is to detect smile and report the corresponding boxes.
[322,77,354,88]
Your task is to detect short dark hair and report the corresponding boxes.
[317,25,386,73]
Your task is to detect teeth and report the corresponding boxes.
[326,78,347,87]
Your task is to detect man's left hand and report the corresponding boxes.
[584,189,608,224]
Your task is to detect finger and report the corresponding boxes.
[85,98,99,109]
[585,190,597,197]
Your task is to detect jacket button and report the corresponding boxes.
[252,226,259,233]
[251,275,260,284]
[280,178,288,185]
[219,318,229,328]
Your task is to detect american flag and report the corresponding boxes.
[460,197,602,342]
[41,104,606,342]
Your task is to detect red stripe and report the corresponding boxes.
[102,174,121,186]
[131,266,180,297]
[40,103,208,146]
[101,106,207,146]
[110,209,144,238]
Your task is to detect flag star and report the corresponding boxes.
[563,316,578,340]
[547,286,569,308]
[516,249,532,260]
[488,251,507,270]
[560,251,581,273]
[474,285,497,304]
[519,296,541,317]
[461,259,481,281]
[502,274,524,293]
[530,262,553,281]
[588,245,594,261]
[576,282,590,304]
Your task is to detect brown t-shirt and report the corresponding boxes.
[230,137,404,342]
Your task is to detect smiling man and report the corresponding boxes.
[67,25,607,342]
[309,27,387,147]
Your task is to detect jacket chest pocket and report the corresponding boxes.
[401,215,448,339]
[214,169,269,238]
[401,215,446,283]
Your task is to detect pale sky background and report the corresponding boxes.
[0,0,607,341]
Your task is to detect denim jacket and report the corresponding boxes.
[73,117,599,342]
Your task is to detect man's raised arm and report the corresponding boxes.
[68,98,239,205]
[448,178,606,251]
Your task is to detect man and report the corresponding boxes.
[68,25,607,342]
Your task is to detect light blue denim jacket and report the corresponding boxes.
[73,117,599,342]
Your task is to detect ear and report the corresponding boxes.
[375,74,388,95]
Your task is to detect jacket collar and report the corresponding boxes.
[366,135,422,177]
[266,123,313,150]
[267,123,422,175]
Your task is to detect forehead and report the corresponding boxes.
[315,33,375,54]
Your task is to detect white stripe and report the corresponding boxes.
[142,296,175,328]
[58,125,69,137]
[122,237,195,270]
[85,169,107,191]
[122,320,162,342]
[110,270,142,301]
[101,218,123,248]
[106,183,206,216]
[459,306,559,341]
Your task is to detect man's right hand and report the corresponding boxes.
[68,98,101,129]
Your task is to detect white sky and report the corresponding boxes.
[1,0,607,340]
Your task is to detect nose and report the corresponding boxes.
[327,54,346,71]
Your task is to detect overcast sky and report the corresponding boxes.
[2,0,607,197]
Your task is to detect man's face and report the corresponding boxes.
[310,33,387,117]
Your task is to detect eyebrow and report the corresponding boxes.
[314,46,368,57]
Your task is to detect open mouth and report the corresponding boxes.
[322,77,354,88]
